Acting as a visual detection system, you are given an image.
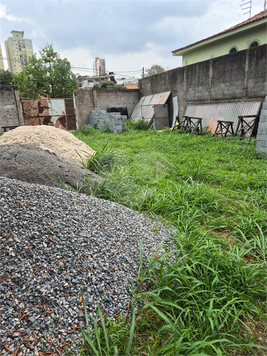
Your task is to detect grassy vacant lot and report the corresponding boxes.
[72,122,267,356]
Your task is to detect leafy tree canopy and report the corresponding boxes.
[12,44,78,98]
[146,64,165,76]
[0,69,14,85]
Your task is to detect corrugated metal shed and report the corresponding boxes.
[131,91,171,122]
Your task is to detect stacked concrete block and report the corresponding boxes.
[89,108,127,134]
[256,96,267,155]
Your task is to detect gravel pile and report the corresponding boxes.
[0,177,170,355]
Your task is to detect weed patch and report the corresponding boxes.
[70,128,267,355]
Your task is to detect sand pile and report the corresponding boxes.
[0,125,95,165]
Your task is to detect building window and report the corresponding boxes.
[250,40,259,48]
[229,46,238,53]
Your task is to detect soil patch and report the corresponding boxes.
[0,143,99,190]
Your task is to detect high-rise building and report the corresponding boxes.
[5,30,33,74]
[0,44,5,70]
[94,57,106,76]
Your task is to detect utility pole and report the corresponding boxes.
[99,65,101,88]
[142,67,144,78]
[264,0,267,10]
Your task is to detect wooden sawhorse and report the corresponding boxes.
[235,115,258,137]
[182,116,203,133]
[213,120,234,138]
[172,116,203,133]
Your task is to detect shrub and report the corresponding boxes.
[127,119,151,131]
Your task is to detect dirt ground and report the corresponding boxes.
[0,125,95,165]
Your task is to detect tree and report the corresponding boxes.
[146,64,165,76]
[0,69,14,85]
[12,44,78,98]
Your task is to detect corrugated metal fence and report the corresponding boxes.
[21,98,76,130]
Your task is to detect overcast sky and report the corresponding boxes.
[0,0,265,79]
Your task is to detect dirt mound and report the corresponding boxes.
[0,143,99,190]
[0,125,95,165]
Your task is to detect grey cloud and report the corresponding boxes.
[1,0,210,56]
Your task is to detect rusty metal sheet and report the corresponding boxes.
[21,100,38,118]
[65,99,76,130]
[185,101,262,133]
[150,91,171,105]
[67,115,76,130]
[52,115,66,129]
[21,98,76,130]
[65,99,75,115]
[38,100,51,117]
[40,116,53,125]
[131,91,171,122]
[50,99,66,116]
[24,117,40,126]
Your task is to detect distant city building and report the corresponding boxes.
[5,30,33,74]
[0,44,4,70]
[94,57,106,76]
[81,74,110,88]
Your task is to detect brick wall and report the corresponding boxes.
[0,85,24,132]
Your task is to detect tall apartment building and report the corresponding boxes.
[0,44,5,70]
[94,57,106,76]
[5,30,33,74]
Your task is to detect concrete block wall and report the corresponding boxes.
[89,108,127,133]
[248,47,267,97]
[73,88,94,129]
[256,96,267,154]
[93,88,139,116]
[139,45,266,120]
[211,51,246,100]
[0,85,24,132]
[74,88,139,129]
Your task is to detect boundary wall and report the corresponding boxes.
[74,88,139,129]
[138,45,267,122]
[0,85,24,132]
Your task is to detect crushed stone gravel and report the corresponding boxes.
[0,177,172,355]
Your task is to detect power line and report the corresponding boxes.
[2,57,143,78]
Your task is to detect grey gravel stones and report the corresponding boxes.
[0,177,170,355]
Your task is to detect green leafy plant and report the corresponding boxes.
[127,119,151,131]
[0,69,14,85]
[12,43,78,98]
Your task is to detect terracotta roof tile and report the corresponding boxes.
[126,84,138,89]
[172,9,267,53]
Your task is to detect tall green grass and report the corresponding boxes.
[71,124,267,355]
